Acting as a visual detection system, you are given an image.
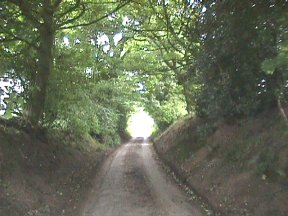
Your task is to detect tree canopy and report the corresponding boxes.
[1,0,287,143]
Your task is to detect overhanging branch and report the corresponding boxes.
[57,0,81,19]
[57,3,86,27]
[59,0,132,30]
[7,0,41,28]
[0,25,37,49]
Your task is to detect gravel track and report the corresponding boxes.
[80,139,203,216]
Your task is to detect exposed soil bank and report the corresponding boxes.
[154,109,288,216]
[0,120,110,216]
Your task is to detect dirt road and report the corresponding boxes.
[80,139,203,216]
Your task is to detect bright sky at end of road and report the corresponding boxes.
[128,109,155,138]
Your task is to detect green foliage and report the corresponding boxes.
[122,0,202,114]
[262,40,288,75]
[1,0,288,146]
[3,92,24,119]
[1,0,138,145]
[45,73,135,145]
[194,1,288,119]
[144,90,187,131]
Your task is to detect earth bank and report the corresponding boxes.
[154,108,288,216]
[0,119,113,216]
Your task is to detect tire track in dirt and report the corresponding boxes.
[80,139,203,216]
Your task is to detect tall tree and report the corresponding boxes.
[195,0,288,118]
[0,0,131,126]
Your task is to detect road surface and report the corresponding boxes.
[80,139,203,216]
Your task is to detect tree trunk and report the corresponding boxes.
[27,3,54,127]
[182,81,194,114]
[277,96,288,127]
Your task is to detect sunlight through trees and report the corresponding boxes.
[127,109,155,138]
